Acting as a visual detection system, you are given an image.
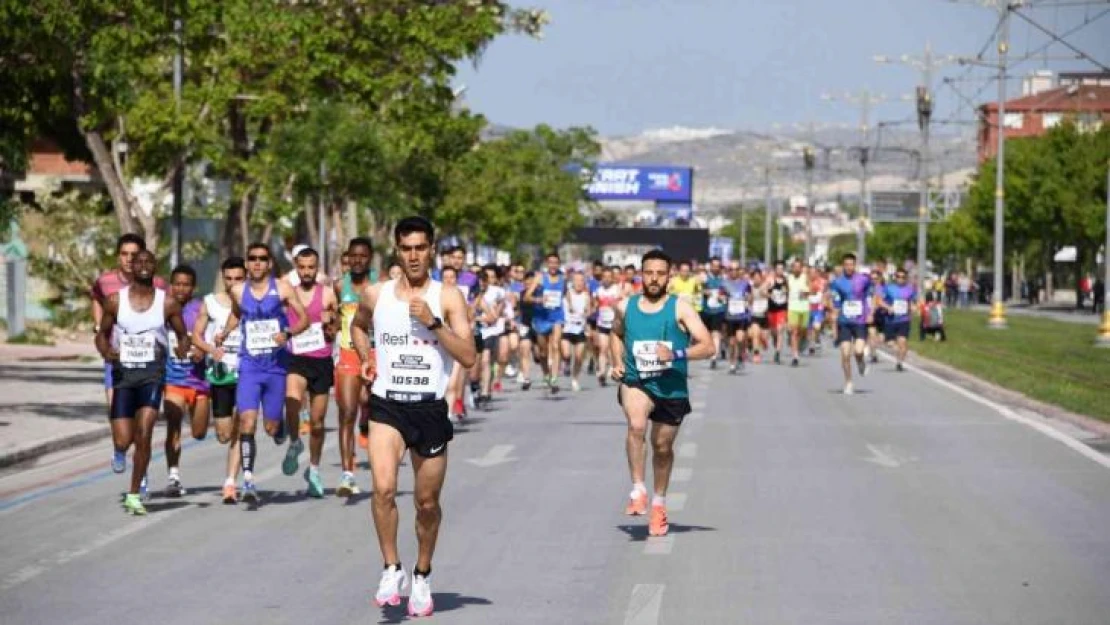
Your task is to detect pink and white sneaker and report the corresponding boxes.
[408,573,434,617]
[374,565,407,607]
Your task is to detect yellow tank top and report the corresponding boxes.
[669,277,702,311]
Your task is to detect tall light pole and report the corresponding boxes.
[821,90,886,264]
[739,202,748,266]
[803,146,816,263]
[1097,163,1110,346]
[989,6,1011,328]
[762,167,773,264]
[170,14,184,268]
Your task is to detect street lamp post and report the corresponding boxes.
[917,84,933,299]
[170,16,184,269]
[803,146,816,263]
[1098,163,1110,346]
[988,7,1012,328]
[762,167,773,265]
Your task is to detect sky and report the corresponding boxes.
[454,0,1110,136]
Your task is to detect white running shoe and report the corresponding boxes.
[374,565,407,607]
[504,363,517,378]
[571,379,581,392]
[843,382,854,396]
[408,573,434,617]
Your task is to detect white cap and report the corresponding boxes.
[291,244,309,257]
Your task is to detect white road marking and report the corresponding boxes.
[624,583,665,625]
[1,437,338,592]
[687,411,704,421]
[465,444,517,467]
[642,535,675,555]
[678,442,697,458]
[862,443,916,469]
[691,401,706,410]
[893,354,1110,470]
[667,492,687,511]
[671,467,693,482]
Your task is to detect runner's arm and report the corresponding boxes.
[674,300,714,361]
[608,300,627,378]
[279,281,310,336]
[90,278,105,333]
[165,297,191,359]
[94,295,119,361]
[191,302,220,356]
[438,286,477,368]
[219,285,242,343]
[322,288,340,340]
[351,284,377,365]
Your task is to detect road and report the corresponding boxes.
[2,348,1109,625]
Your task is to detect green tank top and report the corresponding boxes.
[621,294,689,399]
[338,273,360,350]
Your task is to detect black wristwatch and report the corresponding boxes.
[426,317,444,331]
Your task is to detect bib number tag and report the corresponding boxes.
[291,322,326,355]
[809,294,823,305]
[752,300,768,315]
[632,340,672,378]
[728,299,748,316]
[842,300,864,318]
[386,352,437,395]
[706,292,721,308]
[772,291,787,305]
[565,313,585,334]
[120,334,156,365]
[245,319,281,354]
[598,307,615,326]
[892,300,909,316]
[543,290,561,309]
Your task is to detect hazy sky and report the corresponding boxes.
[454,0,1110,136]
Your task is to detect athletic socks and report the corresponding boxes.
[652,495,666,507]
[240,433,256,474]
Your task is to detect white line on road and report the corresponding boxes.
[691,401,706,410]
[1,437,338,592]
[642,535,675,555]
[464,444,517,468]
[624,583,665,625]
[671,467,693,483]
[678,442,697,458]
[667,493,687,511]
[894,354,1110,470]
[862,443,916,469]
[686,411,703,421]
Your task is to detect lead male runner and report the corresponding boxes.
[610,250,713,537]
[351,216,476,618]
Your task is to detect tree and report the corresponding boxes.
[717,204,802,265]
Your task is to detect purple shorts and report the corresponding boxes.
[235,370,286,421]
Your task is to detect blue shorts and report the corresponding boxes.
[236,370,286,421]
[836,323,867,345]
[111,383,163,419]
[532,319,560,337]
[810,310,826,327]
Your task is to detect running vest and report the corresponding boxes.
[165,298,206,389]
[884,283,916,323]
[113,286,168,387]
[287,283,331,358]
[337,273,362,351]
[621,295,689,399]
[830,273,872,326]
[478,285,507,340]
[768,277,789,312]
[787,273,810,313]
[563,289,589,335]
[371,279,453,403]
[595,283,622,329]
[204,293,240,385]
[723,279,751,321]
[238,277,289,373]
[703,273,726,313]
[538,273,565,321]
[751,285,770,319]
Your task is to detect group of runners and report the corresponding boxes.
[90,219,921,617]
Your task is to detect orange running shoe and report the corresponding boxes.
[358,429,369,450]
[221,482,237,504]
[624,490,648,516]
[648,504,669,536]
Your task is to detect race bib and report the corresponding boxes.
[842,300,864,318]
[290,322,326,355]
[565,313,586,333]
[728,298,748,316]
[632,340,672,378]
[543,290,561,309]
[120,334,156,365]
[771,291,787,305]
[809,294,823,305]
[892,300,909,316]
[245,319,281,354]
[598,307,615,326]
[706,292,721,308]
[385,351,437,397]
[752,300,768,315]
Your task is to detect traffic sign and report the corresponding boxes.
[870,190,929,223]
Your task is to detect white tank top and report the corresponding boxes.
[564,290,589,335]
[371,279,453,402]
[204,293,241,370]
[114,286,168,368]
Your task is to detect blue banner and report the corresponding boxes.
[585,165,694,202]
[657,202,694,222]
[709,237,734,263]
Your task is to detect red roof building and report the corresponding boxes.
[977,84,1110,162]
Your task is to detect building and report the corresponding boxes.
[978,73,1110,162]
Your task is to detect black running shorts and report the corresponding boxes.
[618,382,692,427]
[288,355,335,396]
[211,383,237,418]
[369,396,453,458]
[884,320,911,341]
[836,323,868,345]
[111,383,163,419]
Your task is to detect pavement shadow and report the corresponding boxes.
[145,500,210,513]
[615,523,716,542]
[0,402,104,421]
[0,364,102,383]
[826,388,873,395]
[251,488,409,507]
[567,420,625,426]
[375,592,492,623]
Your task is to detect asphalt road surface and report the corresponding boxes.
[2,348,1109,625]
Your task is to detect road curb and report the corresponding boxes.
[903,350,1110,440]
[0,426,112,469]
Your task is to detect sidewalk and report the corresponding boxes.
[0,338,108,468]
[969,303,1100,326]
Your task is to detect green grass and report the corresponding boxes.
[914,309,1110,422]
[5,325,55,346]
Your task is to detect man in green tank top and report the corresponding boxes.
[609,249,713,537]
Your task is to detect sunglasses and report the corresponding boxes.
[247,255,269,262]
[223,275,246,282]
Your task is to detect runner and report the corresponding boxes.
[785,259,810,368]
[807,265,829,355]
[747,269,769,363]
[282,247,339,497]
[526,252,566,394]
[867,269,887,364]
[335,238,374,477]
[721,261,753,374]
[95,250,189,515]
[192,257,247,503]
[91,234,166,473]
[216,243,310,503]
[515,270,538,391]
[162,264,209,497]
[610,250,713,537]
[350,216,476,618]
[593,267,623,386]
[766,261,789,364]
[475,264,507,409]
[561,271,593,392]
[701,257,727,369]
[880,268,917,371]
[828,253,873,395]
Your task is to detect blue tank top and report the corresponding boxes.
[538,273,565,322]
[704,274,726,312]
[722,279,752,321]
[238,277,289,374]
[621,295,689,399]
[164,299,208,389]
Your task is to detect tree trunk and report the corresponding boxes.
[304,197,318,250]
